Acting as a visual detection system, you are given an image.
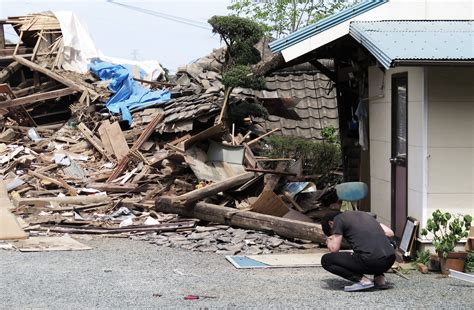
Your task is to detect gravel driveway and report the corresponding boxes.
[1,236,473,309]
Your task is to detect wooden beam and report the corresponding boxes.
[309,59,337,83]
[0,87,76,108]
[154,199,325,242]
[0,61,22,83]
[12,55,82,91]
[246,127,280,146]
[170,171,255,205]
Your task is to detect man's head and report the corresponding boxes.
[321,211,342,236]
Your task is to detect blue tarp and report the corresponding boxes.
[89,61,170,124]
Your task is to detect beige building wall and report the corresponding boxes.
[368,66,426,227]
[426,67,474,218]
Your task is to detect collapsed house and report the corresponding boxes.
[0,12,345,252]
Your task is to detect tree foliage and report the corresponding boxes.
[208,15,264,68]
[228,0,359,38]
[208,15,268,124]
[222,65,266,89]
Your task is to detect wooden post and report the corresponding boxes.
[154,199,325,242]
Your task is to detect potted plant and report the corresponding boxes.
[421,210,472,275]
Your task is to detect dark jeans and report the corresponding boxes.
[321,252,395,283]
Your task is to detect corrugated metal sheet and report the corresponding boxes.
[269,0,388,53]
[349,20,474,69]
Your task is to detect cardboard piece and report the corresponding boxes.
[250,190,289,217]
[9,235,92,252]
[0,181,28,240]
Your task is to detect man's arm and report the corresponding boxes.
[326,234,343,252]
[380,222,394,238]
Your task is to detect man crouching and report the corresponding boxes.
[321,211,396,292]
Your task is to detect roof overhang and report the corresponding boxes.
[349,21,474,69]
[272,0,474,63]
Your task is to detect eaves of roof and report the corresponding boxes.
[268,0,389,53]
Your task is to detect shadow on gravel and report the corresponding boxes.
[321,278,349,291]
[321,279,396,292]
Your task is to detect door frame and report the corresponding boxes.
[391,72,408,238]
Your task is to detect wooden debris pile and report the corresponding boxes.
[0,13,342,252]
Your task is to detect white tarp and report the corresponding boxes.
[53,11,165,80]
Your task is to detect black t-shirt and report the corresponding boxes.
[332,211,395,260]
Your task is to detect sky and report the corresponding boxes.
[0,0,232,72]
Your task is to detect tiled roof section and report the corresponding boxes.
[157,93,223,133]
[257,71,338,140]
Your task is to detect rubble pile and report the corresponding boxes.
[0,12,342,252]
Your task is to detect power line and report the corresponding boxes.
[106,0,212,31]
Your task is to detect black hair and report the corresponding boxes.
[321,211,342,236]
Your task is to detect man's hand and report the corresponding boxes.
[326,234,342,253]
[379,223,394,238]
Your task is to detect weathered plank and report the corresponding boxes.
[107,112,164,182]
[78,123,114,162]
[13,55,82,91]
[0,87,77,108]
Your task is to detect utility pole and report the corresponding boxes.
[131,49,139,60]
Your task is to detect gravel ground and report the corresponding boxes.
[1,236,473,309]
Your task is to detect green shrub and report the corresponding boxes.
[413,249,431,267]
[466,251,474,273]
[263,135,341,183]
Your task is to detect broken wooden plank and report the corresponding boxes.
[27,170,78,196]
[97,120,114,155]
[283,192,306,213]
[263,162,288,192]
[170,171,255,205]
[13,55,82,91]
[107,112,164,182]
[154,199,325,243]
[0,87,77,109]
[87,182,146,193]
[14,195,112,207]
[77,122,114,162]
[183,123,226,150]
[98,121,129,161]
[41,221,196,234]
